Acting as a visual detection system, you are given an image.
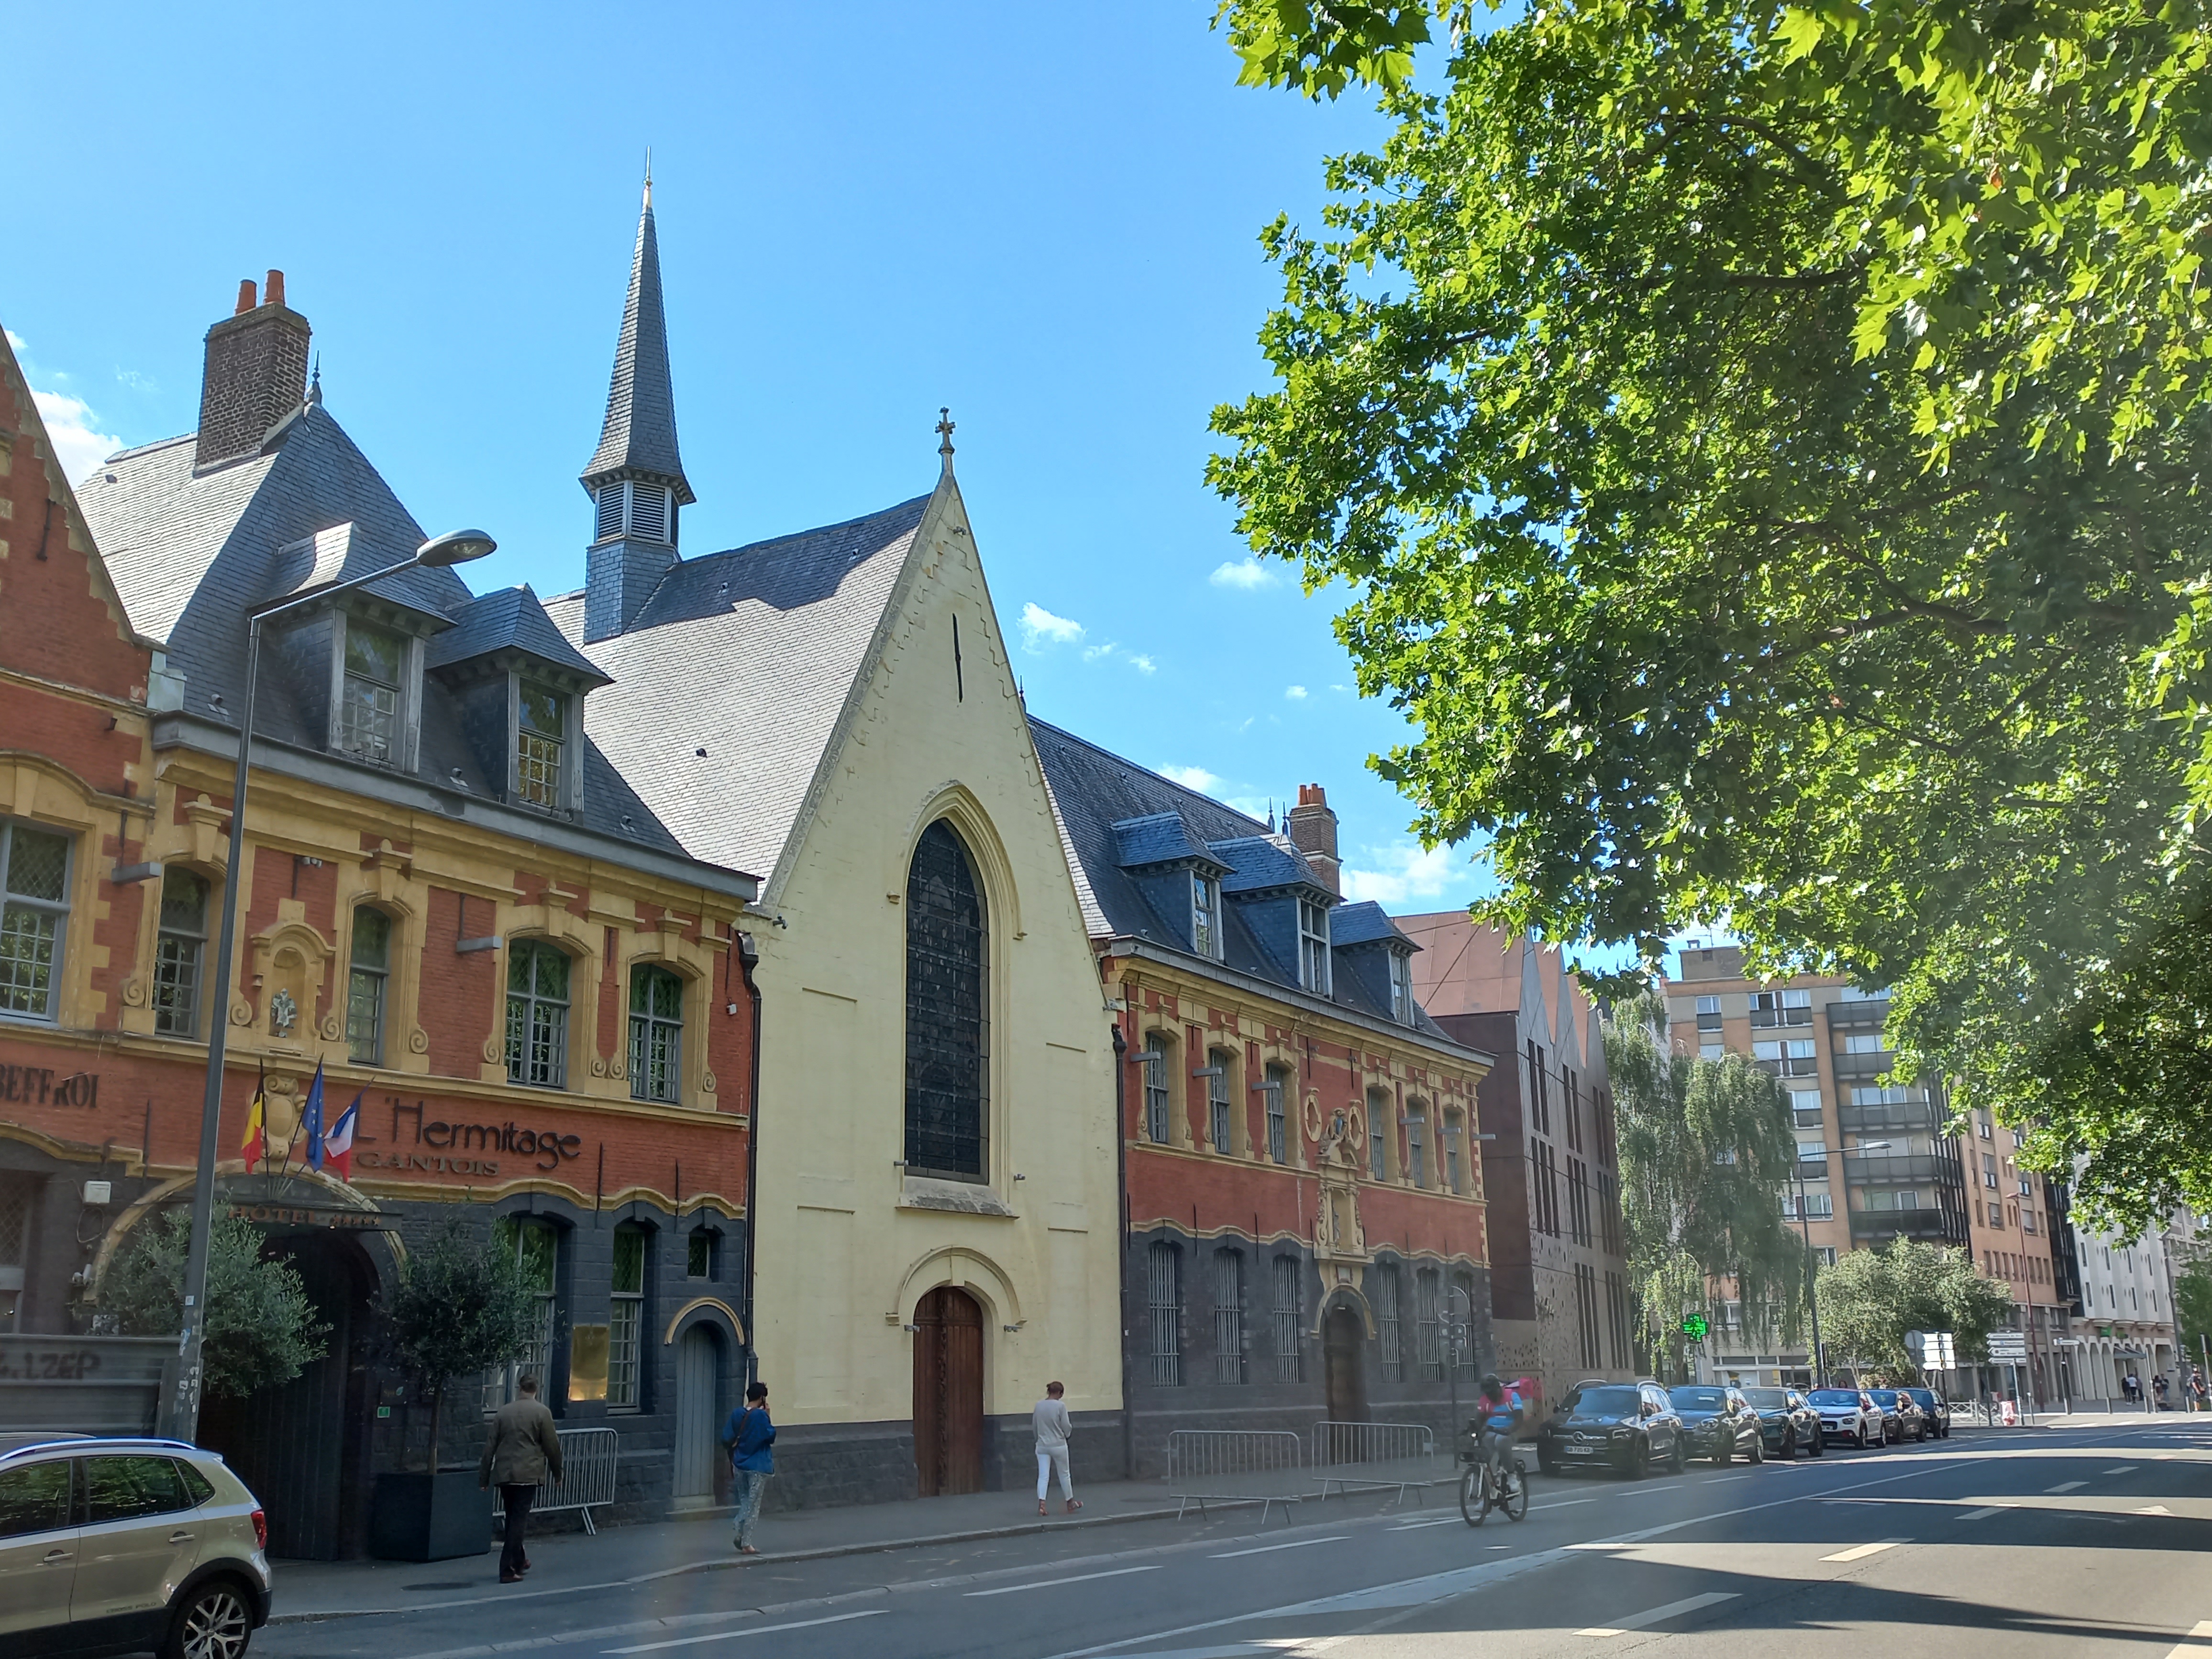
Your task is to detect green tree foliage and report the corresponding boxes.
[1206,0,2212,1233]
[377,1220,544,1466]
[1815,1236,2013,1382]
[2176,1239,2212,1370]
[1603,994,1807,1380]
[101,1212,328,1402]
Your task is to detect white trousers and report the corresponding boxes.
[1036,1444,1073,1501]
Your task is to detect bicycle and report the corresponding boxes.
[1460,1436,1528,1526]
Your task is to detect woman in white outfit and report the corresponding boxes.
[1034,1381,1081,1515]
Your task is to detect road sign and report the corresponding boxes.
[1987,1333,2028,1362]
[1907,1329,1957,1369]
[1681,1314,1710,1341]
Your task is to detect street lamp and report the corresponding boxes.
[161,530,495,1441]
[1791,1139,1889,1387]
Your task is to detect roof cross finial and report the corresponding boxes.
[643,146,653,209]
[307,352,323,407]
[935,406,956,465]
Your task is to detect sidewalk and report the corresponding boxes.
[270,1477,1188,1621]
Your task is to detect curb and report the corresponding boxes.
[269,1503,1188,1623]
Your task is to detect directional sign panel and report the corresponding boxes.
[1987,1335,2028,1361]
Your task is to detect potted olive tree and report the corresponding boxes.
[369,1221,546,1562]
[101,1211,329,1400]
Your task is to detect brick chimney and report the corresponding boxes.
[195,269,311,471]
[1285,782,1341,896]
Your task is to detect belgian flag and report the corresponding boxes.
[239,1064,268,1172]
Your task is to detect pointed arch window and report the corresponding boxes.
[904,820,988,1180]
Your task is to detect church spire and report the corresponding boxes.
[581,168,694,507]
[582,172,694,643]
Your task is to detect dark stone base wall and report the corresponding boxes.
[766,1408,1128,1512]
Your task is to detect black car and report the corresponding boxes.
[1740,1386,1824,1459]
[1903,1386,1951,1438]
[1536,1381,1686,1479]
[1668,1384,1766,1465]
[1868,1389,1929,1442]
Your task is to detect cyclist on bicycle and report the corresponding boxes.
[1475,1373,1523,1487]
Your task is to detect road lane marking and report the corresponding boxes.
[1574,1592,1738,1637]
[1821,1539,1905,1562]
[969,1565,1163,1597]
[1536,1498,1599,1510]
[1957,1506,2013,1521]
[2046,1481,2088,1493]
[1212,1537,1347,1558]
[2106,1466,2139,1474]
[2138,1505,2173,1515]
[603,1611,886,1654]
[1390,1518,1462,1530]
[2162,1619,2212,1656]
[1615,1483,1684,1496]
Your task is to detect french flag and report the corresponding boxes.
[323,1092,362,1181]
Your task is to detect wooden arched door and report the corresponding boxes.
[913,1286,985,1496]
[1323,1303,1369,1426]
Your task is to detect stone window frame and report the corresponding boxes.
[1140,1029,1176,1146]
[627,962,687,1105]
[0,818,73,1026]
[506,938,576,1089]
[345,902,396,1066]
[323,606,430,775]
[151,865,211,1040]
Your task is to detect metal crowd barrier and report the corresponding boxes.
[492,1427,620,1535]
[1165,1429,1305,1525]
[1310,1420,1442,1504]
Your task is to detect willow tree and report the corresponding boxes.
[1604,994,1807,1380]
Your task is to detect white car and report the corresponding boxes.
[0,1434,272,1659]
[1804,1388,1884,1449]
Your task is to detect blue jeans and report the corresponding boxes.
[732,1468,771,1548]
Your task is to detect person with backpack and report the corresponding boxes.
[721,1381,775,1554]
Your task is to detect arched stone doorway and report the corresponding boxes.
[1323,1302,1368,1425]
[912,1285,984,1496]
[200,1227,380,1560]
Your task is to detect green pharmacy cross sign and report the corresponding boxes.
[1680,1314,1710,1341]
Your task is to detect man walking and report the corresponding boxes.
[478,1376,562,1585]
[1033,1381,1080,1516]
[722,1382,775,1554]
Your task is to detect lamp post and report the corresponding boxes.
[161,530,495,1442]
[1790,1139,1889,1387]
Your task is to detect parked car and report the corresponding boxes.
[0,1434,271,1659]
[1740,1387,1823,1459]
[1902,1387,1951,1438]
[1537,1381,1686,1479]
[1806,1387,1884,1448]
[1868,1389,1929,1442]
[1667,1385,1766,1465]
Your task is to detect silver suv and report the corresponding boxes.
[0,1435,271,1659]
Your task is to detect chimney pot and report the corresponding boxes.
[234,279,257,315]
[265,269,286,309]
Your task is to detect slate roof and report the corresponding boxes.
[1330,900,1415,951]
[1029,717,1460,1040]
[74,404,690,859]
[549,492,935,886]
[428,585,611,686]
[1112,812,1224,872]
[581,196,693,503]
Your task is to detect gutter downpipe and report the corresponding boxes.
[1113,1016,1133,1481]
[739,932,764,1392]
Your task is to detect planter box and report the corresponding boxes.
[369,1469,491,1562]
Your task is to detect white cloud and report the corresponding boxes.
[1160,764,1221,793]
[3,329,25,351]
[1209,557,1276,590]
[1128,653,1158,675]
[1019,601,1085,651]
[32,389,124,485]
[1341,842,1464,907]
[1082,641,1118,662]
[1285,685,1308,700]
[1227,795,1272,820]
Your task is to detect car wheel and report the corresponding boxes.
[1748,1431,1765,1464]
[1811,1431,1825,1457]
[1713,1437,1731,1467]
[1630,1439,1650,1481]
[1855,1426,1868,1449]
[1784,1428,1798,1459]
[1670,1436,1688,1473]
[164,1579,254,1659]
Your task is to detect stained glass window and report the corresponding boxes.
[904,821,987,1179]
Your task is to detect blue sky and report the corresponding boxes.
[4,1,1491,915]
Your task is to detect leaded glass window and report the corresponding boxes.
[1207,1050,1234,1153]
[347,907,390,1064]
[608,1225,645,1409]
[1142,1033,1172,1145]
[629,964,684,1103]
[506,940,571,1088]
[485,1217,559,1412]
[517,681,564,808]
[152,868,208,1038]
[339,624,402,763]
[0,823,69,1021]
[904,821,987,1179]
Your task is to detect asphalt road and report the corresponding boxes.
[259,1419,2212,1659]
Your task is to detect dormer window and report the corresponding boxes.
[339,623,404,762]
[1298,898,1331,994]
[1388,951,1413,1023]
[594,480,675,547]
[1192,874,1221,960]
[516,680,566,808]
